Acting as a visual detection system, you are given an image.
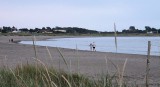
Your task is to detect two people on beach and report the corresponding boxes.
[9,39,13,42]
[89,42,96,51]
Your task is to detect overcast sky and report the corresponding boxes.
[0,0,160,31]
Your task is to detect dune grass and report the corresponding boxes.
[0,64,122,87]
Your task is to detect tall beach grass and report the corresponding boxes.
[0,64,122,87]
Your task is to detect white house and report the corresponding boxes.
[54,29,66,33]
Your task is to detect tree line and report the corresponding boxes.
[0,26,160,34]
[122,26,160,34]
[96,26,160,34]
[0,26,99,34]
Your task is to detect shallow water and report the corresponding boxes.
[20,36,160,56]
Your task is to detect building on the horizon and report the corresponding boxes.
[54,29,66,33]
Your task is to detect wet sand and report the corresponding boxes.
[0,36,160,85]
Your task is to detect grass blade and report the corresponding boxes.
[56,47,69,69]
[62,75,72,87]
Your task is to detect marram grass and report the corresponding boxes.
[0,65,121,87]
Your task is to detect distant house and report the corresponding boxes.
[12,30,20,33]
[38,29,53,33]
[54,29,66,33]
[11,27,19,33]
[147,31,153,34]
[147,31,158,34]
[42,30,53,33]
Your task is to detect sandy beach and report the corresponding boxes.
[0,36,160,85]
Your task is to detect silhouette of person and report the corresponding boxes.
[92,42,96,51]
[11,39,13,42]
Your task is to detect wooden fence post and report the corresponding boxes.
[146,41,151,87]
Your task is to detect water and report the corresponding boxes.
[19,37,160,56]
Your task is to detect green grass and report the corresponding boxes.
[0,64,122,87]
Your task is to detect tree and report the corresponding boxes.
[0,27,2,32]
[34,28,41,33]
[46,27,51,30]
[42,27,46,30]
[19,28,29,32]
[145,26,152,32]
[2,26,12,33]
[158,29,160,33]
[129,26,136,31]
[122,29,129,33]
[29,29,35,33]
[151,28,157,32]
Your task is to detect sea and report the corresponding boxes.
[19,36,160,56]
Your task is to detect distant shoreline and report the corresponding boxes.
[0,33,160,37]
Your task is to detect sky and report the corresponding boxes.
[0,0,160,32]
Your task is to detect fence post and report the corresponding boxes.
[114,23,117,52]
[146,41,151,87]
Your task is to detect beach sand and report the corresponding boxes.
[0,36,160,86]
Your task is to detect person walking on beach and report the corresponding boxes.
[92,42,96,51]
[11,39,13,42]
[89,43,93,51]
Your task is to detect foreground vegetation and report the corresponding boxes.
[0,64,123,87]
